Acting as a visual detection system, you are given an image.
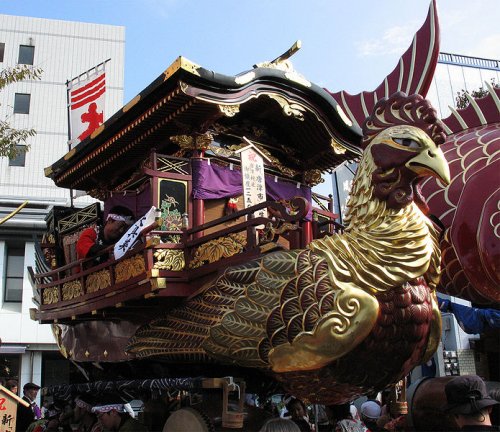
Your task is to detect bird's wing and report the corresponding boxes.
[129,247,379,370]
[204,249,379,373]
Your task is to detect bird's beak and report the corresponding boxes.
[406,142,450,185]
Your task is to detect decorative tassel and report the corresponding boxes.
[225,197,239,215]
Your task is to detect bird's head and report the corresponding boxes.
[361,93,450,212]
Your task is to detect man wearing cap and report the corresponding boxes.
[76,205,134,265]
[443,375,499,431]
[16,382,42,432]
[92,399,148,432]
[360,400,382,431]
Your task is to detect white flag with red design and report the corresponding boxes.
[68,65,106,148]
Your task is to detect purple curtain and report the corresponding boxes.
[192,159,312,218]
[104,183,152,220]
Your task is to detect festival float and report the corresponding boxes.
[27,0,499,429]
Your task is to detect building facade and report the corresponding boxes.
[0,14,124,394]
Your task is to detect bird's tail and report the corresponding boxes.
[127,300,217,362]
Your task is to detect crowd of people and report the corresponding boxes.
[9,381,147,432]
[260,374,499,432]
[4,374,499,431]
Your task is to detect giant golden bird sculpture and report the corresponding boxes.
[128,92,450,404]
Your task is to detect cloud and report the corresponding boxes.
[355,22,419,57]
[467,35,500,60]
[142,0,182,19]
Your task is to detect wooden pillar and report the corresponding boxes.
[301,221,313,247]
[193,198,204,239]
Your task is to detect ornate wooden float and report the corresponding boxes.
[30,50,361,362]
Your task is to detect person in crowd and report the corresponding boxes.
[360,400,382,431]
[27,404,61,432]
[442,374,499,431]
[488,388,500,427]
[16,382,42,432]
[325,403,367,432]
[57,398,76,431]
[5,378,18,394]
[92,397,148,432]
[76,206,134,264]
[375,389,395,430]
[286,398,314,432]
[259,417,302,432]
[40,400,50,419]
[73,394,102,432]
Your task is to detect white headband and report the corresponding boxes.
[106,213,133,225]
[75,397,92,411]
[91,403,126,414]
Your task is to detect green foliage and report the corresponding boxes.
[455,78,499,110]
[0,65,42,158]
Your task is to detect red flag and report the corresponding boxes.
[68,65,106,147]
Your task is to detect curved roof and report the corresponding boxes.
[46,57,363,192]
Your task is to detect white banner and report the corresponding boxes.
[68,64,106,148]
[239,145,268,219]
[114,207,158,260]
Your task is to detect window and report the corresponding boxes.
[8,145,26,167]
[0,43,5,62]
[14,93,30,114]
[18,45,34,65]
[4,243,25,302]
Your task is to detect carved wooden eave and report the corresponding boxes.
[45,56,362,193]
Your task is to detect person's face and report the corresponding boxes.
[103,219,129,242]
[97,410,120,431]
[290,402,306,420]
[25,388,39,400]
[11,385,18,394]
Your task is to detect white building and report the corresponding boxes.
[0,14,124,394]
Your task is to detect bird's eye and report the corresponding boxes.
[394,137,420,149]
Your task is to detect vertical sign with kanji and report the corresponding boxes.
[0,385,29,432]
[114,206,159,260]
[236,142,269,220]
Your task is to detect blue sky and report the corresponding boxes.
[2,0,499,102]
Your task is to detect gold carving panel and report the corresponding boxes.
[189,233,246,269]
[115,254,146,283]
[218,104,240,117]
[62,280,84,300]
[86,269,112,293]
[153,249,185,271]
[43,287,60,304]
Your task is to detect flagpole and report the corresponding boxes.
[70,58,111,83]
[66,78,74,208]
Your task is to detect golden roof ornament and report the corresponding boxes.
[254,40,311,88]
